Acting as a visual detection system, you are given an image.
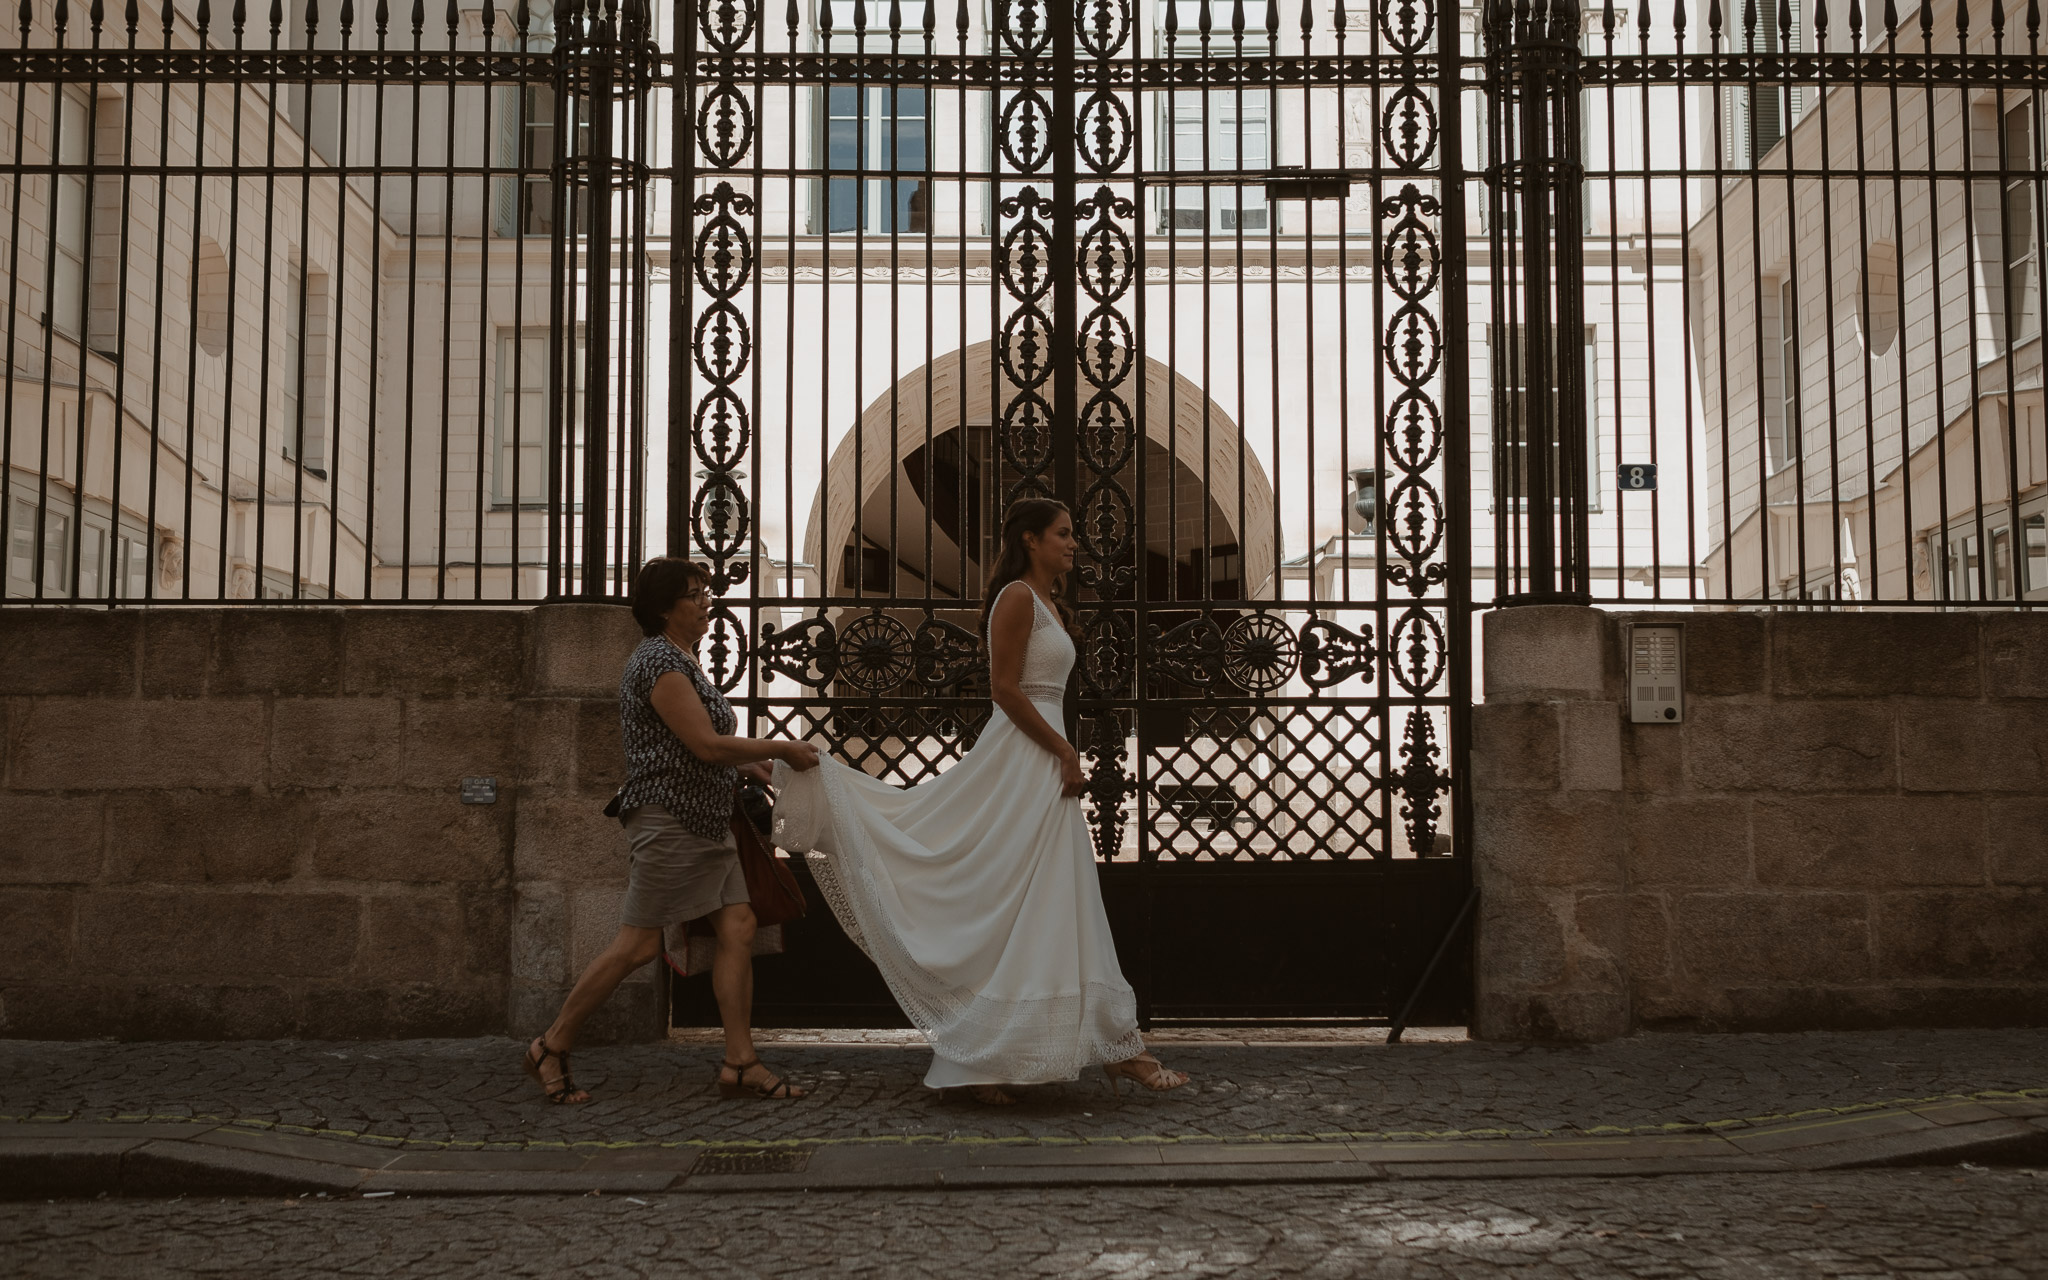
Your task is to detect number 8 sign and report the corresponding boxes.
[1617,463,1658,492]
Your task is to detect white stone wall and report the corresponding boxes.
[1689,0,2048,602]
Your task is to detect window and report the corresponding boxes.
[5,493,71,597]
[1929,508,2047,601]
[2002,101,2040,346]
[279,265,329,476]
[1492,324,1601,509]
[494,330,550,506]
[48,88,91,338]
[287,0,342,163]
[497,85,590,237]
[1775,276,1801,471]
[842,542,891,593]
[1725,0,1800,167]
[820,85,928,234]
[2024,512,2047,600]
[1156,2,1271,235]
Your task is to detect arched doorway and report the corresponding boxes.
[802,341,1276,611]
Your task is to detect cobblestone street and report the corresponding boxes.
[6,1029,2046,1149]
[4,1169,2043,1277]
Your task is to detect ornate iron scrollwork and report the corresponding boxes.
[835,611,917,695]
[1396,710,1451,856]
[1221,613,1300,695]
[911,617,982,688]
[703,606,750,692]
[1147,614,1225,689]
[1299,618,1378,689]
[758,615,839,688]
[687,175,757,597]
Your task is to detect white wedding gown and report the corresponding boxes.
[771,582,1146,1087]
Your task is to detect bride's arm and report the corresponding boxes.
[987,588,1087,797]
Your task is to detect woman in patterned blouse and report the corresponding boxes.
[523,557,820,1104]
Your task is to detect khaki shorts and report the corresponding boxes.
[618,807,746,929]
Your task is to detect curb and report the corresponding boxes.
[5,1096,2046,1198]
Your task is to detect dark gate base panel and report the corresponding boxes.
[671,861,1471,1031]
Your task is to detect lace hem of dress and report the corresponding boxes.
[774,762,1146,1082]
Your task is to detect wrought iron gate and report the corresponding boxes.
[671,0,1475,1027]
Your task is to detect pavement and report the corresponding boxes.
[4,1027,2047,1198]
[9,1170,2048,1278]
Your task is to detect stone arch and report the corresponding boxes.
[802,341,1277,602]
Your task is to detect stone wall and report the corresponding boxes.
[1473,606,2048,1041]
[0,605,659,1041]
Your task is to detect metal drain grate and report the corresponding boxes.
[692,1147,812,1176]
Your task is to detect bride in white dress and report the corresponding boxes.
[772,498,1191,1104]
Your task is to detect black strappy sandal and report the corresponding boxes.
[523,1035,588,1104]
[717,1058,806,1100]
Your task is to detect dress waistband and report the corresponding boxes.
[1019,681,1067,703]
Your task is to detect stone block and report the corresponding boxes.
[514,699,580,786]
[1860,985,2048,1029]
[528,604,641,697]
[1672,892,1870,984]
[0,793,104,883]
[10,697,269,789]
[269,699,408,788]
[1473,792,1625,888]
[1899,702,2048,793]
[0,889,75,980]
[0,609,137,696]
[1482,606,1611,703]
[1473,990,1628,1043]
[303,982,505,1038]
[139,611,218,697]
[77,891,358,979]
[1686,702,1895,792]
[1559,701,1623,792]
[1626,797,1751,886]
[1989,799,2048,884]
[307,790,509,883]
[513,787,627,882]
[1476,892,1567,989]
[1626,894,1672,981]
[1470,703,1559,792]
[359,894,471,982]
[1771,612,1982,698]
[1983,615,2048,698]
[0,982,124,1038]
[1752,796,1986,887]
[571,882,635,978]
[1708,986,1898,1032]
[512,883,568,984]
[1874,890,2048,979]
[213,610,346,696]
[121,984,298,1040]
[343,609,526,697]
[1663,611,1766,697]
[511,980,665,1044]
[574,697,626,792]
[1621,719,1685,791]
[1566,892,1629,977]
[402,698,518,783]
[104,790,305,883]
[460,885,514,978]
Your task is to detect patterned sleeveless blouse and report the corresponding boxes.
[617,634,737,839]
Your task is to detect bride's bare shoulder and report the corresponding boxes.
[989,581,1036,627]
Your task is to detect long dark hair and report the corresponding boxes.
[979,498,1075,641]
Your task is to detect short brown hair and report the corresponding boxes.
[629,557,713,636]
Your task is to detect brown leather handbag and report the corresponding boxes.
[730,784,807,928]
